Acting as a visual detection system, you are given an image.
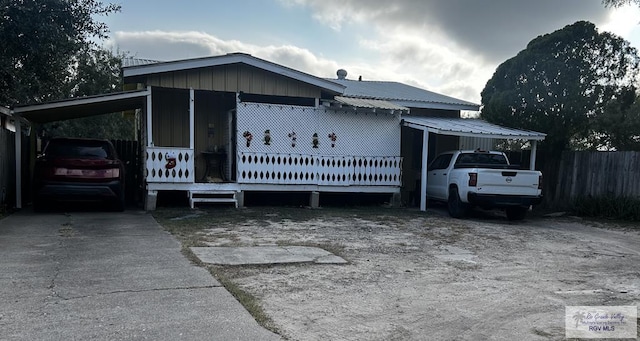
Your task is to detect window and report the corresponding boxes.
[455,153,508,165]
[428,153,453,171]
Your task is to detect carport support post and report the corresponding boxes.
[14,117,22,209]
[146,86,153,146]
[189,88,194,149]
[420,129,429,212]
[530,140,538,170]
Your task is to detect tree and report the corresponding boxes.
[602,0,640,7]
[0,0,120,106]
[481,21,640,154]
[589,93,640,150]
[43,48,136,140]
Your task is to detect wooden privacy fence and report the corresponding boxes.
[553,151,640,204]
[112,140,141,205]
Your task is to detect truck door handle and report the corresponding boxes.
[442,173,447,176]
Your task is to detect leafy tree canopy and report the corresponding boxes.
[1,0,135,140]
[481,21,640,153]
[43,48,136,140]
[0,0,120,105]
[602,0,640,7]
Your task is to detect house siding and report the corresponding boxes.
[151,88,190,147]
[144,64,321,98]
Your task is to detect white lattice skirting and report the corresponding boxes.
[145,147,195,183]
[238,152,402,186]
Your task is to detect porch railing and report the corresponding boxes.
[238,152,402,186]
[145,147,194,183]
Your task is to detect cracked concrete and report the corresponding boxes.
[190,245,348,265]
[0,210,280,341]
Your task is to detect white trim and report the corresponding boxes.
[147,87,153,146]
[333,96,409,111]
[189,88,195,149]
[15,119,21,209]
[402,117,546,141]
[123,53,345,94]
[238,183,400,193]
[530,140,538,171]
[146,182,399,194]
[0,106,12,116]
[227,109,235,180]
[392,99,479,111]
[13,89,151,114]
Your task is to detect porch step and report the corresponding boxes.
[189,190,238,209]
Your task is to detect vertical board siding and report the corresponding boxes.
[554,151,640,204]
[145,64,321,98]
[151,88,190,147]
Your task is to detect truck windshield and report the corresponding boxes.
[455,153,508,165]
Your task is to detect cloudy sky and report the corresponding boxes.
[103,0,640,106]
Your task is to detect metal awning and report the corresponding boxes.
[333,96,409,111]
[13,88,151,124]
[402,116,546,140]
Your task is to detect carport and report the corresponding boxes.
[9,88,151,208]
[401,116,547,211]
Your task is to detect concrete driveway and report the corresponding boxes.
[157,206,640,340]
[0,210,280,340]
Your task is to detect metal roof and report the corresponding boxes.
[333,96,409,111]
[123,53,345,94]
[331,79,480,111]
[13,89,150,124]
[122,57,162,68]
[402,116,546,140]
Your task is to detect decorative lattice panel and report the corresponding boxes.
[237,152,402,186]
[145,147,194,183]
[236,102,401,157]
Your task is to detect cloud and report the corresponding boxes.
[280,0,610,63]
[107,1,630,105]
[108,30,341,78]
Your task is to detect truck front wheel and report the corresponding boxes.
[448,188,468,218]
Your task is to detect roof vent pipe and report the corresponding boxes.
[337,69,347,80]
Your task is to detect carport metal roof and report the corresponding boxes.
[13,88,150,124]
[10,88,151,210]
[402,116,545,212]
[401,116,546,140]
[333,96,409,111]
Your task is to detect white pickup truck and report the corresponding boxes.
[426,150,543,220]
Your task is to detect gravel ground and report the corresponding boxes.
[157,206,640,341]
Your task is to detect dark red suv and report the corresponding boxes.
[32,137,126,211]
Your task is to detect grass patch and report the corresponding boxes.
[572,195,640,222]
[177,245,282,336]
[211,267,281,335]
